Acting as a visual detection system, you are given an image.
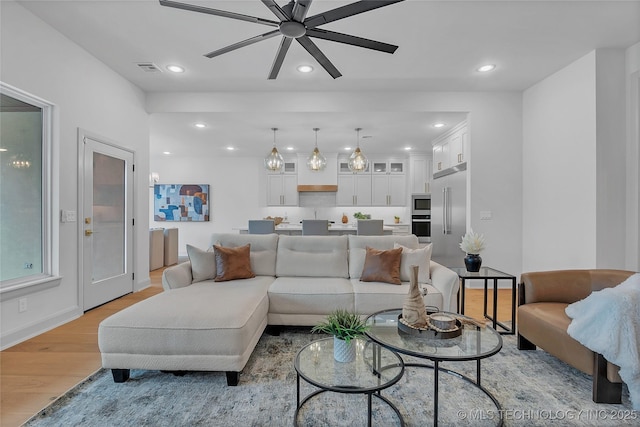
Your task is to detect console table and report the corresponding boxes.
[449,267,516,335]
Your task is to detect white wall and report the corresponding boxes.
[523,50,629,272]
[148,91,524,278]
[0,1,150,348]
[626,42,640,271]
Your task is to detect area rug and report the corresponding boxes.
[25,328,636,427]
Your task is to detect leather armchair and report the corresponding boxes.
[517,269,635,403]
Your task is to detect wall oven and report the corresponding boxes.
[411,194,431,243]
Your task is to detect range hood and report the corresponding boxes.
[297,185,338,192]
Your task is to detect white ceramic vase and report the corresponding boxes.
[333,336,356,363]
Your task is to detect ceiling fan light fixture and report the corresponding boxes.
[348,127,368,173]
[307,128,327,171]
[297,64,314,73]
[264,127,284,172]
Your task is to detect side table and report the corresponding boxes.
[449,266,516,335]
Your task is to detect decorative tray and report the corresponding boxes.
[397,311,463,339]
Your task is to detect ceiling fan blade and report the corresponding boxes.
[306,28,398,54]
[204,30,280,58]
[292,0,313,22]
[159,0,279,27]
[261,0,290,21]
[296,36,342,79]
[268,37,293,80]
[304,0,404,29]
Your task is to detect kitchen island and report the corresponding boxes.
[235,223,394,235]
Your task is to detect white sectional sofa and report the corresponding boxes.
[98,233,459,386]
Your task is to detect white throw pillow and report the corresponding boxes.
[186,244,216,283]
[394,243,432,283]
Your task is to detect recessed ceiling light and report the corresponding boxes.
[433,123,446,128]
[404,147,412,151]
[286,146,294,151]
[163,151,172,155]
[297,65,314,73]
[226,146,235,151]
[0,148,7,152]
[167,64,185,73]
[477,64,496,72]
[194,123,206,128]
[344,146,352,151]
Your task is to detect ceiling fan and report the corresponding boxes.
[159,0,405,79]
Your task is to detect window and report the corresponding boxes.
[0,82,59,294]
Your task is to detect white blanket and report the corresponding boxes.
[565,273,640,409]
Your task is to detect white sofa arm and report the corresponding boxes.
[429,261,460,312]
[162,261,193,291]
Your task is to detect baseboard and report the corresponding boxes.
[135,277,151,292]
[0,305,82,350]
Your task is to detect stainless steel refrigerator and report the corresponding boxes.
[430,163,467,268]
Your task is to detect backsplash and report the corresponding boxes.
[260,205,411,225]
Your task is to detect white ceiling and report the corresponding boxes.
[18,0,640,156]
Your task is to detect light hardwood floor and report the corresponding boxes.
[1,270,515,427]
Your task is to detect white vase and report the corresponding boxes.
[333,336,356,363]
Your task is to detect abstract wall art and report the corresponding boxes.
[153,184,209,222]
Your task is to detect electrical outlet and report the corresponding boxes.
[19,298,27,313]
[480,211,493,220]
[24,262,33,269]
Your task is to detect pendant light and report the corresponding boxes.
[348,127,368,173]
[306,128,327,171]
[264,127,284,172]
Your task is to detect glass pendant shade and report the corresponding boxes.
[264,127,284,171]
[307,128,327,171]
[347,128,368,173]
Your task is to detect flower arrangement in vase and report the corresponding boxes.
[311,309,369,362]
[459,230,486,272]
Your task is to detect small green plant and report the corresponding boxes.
[394,216,400,220]
[311,309,369,343]
[353,212,370,220]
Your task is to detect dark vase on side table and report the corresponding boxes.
[464,253,482,272]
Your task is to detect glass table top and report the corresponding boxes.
[448,266,516,279]
[295,337,404,393]
[365,309,503,361]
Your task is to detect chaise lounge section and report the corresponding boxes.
[98,233,459,385]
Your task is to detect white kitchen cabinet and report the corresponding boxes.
[338,158,370,174]
[372,174,406,206]
[337,173,372,206]
[372,159,405,174]
[267,174,298,206]
[410,154,432,194]
[432,120,467,174]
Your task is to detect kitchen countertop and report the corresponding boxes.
[234,223,396,234]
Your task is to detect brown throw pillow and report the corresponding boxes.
[360,246,402,285]
[213,244,255,282]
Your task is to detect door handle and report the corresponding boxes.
[85,229,93,236]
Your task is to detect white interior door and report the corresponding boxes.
[81,132,134,310]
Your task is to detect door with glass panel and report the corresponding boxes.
[81,133,134,310]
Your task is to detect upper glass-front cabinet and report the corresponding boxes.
[372,160,405,174]
[338,158,370,174]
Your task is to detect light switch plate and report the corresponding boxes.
[480,211,492,220]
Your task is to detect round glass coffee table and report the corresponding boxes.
[294,337,405,427]
[365,309,504,427]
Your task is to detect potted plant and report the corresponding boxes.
[311,309,369,362]
[394,215,400,224]
[459,230,486,272]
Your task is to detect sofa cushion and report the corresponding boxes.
[351,279,443,315]
[212,233,278,276]
[360,247,402,285]
[395,243,432,283]
[348,235,420,279]
[213,244,255,282]
[276,235,349,278]
[268,277,354,315]
[186,244,216,283]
